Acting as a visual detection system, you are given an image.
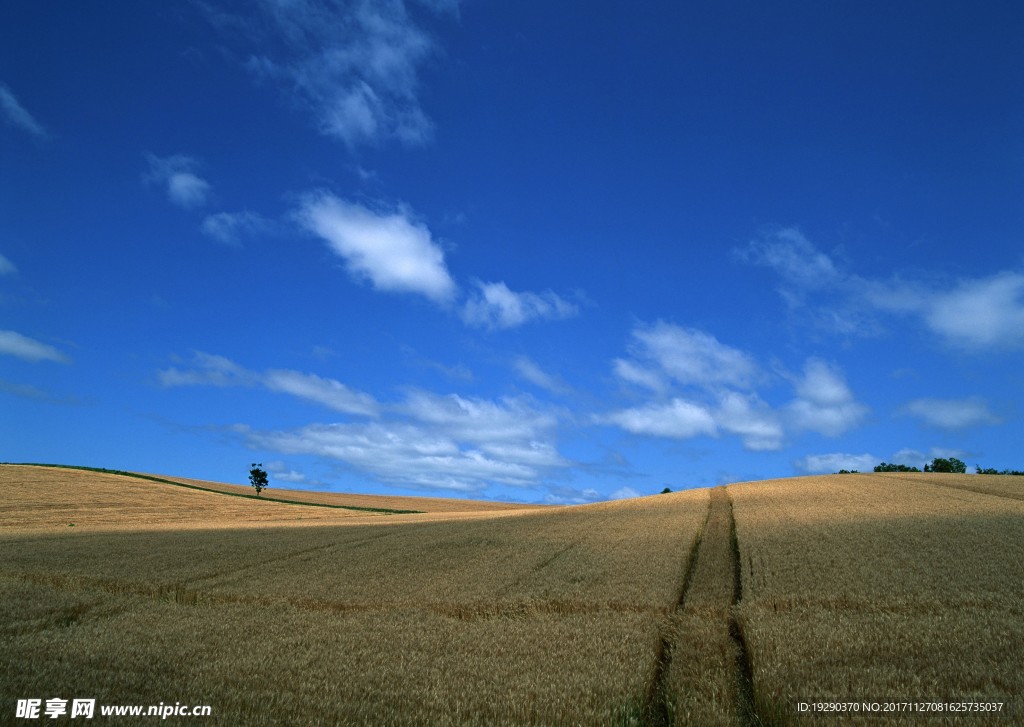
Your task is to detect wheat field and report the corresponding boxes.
[731,473,1024,725]
[1,464,1022,724]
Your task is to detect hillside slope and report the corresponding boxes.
[1,468,1021,724]
[0,464,543,533]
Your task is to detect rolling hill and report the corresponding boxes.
[1,464,1021,724]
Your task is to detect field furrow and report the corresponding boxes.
[645,486,759,727]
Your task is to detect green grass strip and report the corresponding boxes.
[4,463,423,515]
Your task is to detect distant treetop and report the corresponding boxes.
[873,462,921,473]
[976,465,1024,476]
[923,457,966,474]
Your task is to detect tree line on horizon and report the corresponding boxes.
[837,457,1024,476]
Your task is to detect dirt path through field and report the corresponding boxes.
[644,486,759,726]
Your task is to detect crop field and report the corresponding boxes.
[2,465,1022,724]
[138,471,544,514]
[731,474,1024,725]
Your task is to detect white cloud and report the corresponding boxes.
[263,369,381,417]
[622,322,759,390]
[400,390,560,453]
[612,358,667,393]
[865,273,1024,349]
[201,211,270,245]
[249,407,562,493]
[0,83,47,138]
[786,358,868,436]
[715,391,784,451]
[144,154,211,210]
[513,356,571,395]
[0,330,69,363]
[920,273,1024,349]
[736,227,840,290]
[739,228,1024,350]
[0,253,16,275]
[159,353,380,417]
[161,354,566,491]
[603,398,718,439]
[265,461,307,483]
[158,352,255,388]
[899,397,1000,430]
[543,486,601,505]
[607,324,866,449]
[297,193,456,304]
[603,391,784,451]
[461,281,579,329]
[609,487,642,500]
[168,174,211,209]
[795,452,877,474]
[226,0,450,147]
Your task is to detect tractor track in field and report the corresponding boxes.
[643,486,761,726]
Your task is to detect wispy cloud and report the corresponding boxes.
[0,253,16,276]
[211,0,454,147]
[867,272,1024,350]
[0,83,47,138]
[785,358,868,437]
[602,398,718,439]
[738,227,1024,349]
[297,192,457,304]
[795,452,877,474]
[0,379,51,401]
[735,227,840,291]
[616,322,760,391]
[265,461,307,484]
[604,323,866,450]
[399,390,561,456]
[612,358,668,393]
[159,352,379,417]
[0,330,69,363]
[609,487,642,500]
[201,211,271,245]
[162,351,566,492]
[513,356,572,395]
[898,397,1000,430]
[715,391,785,451]
[158,352,255,388]
[263,369,380,417]
[246,391,565,492]
[144,154,212,209]
[249,421,537,492]
[600,391,784,451]
[461,281,579,329]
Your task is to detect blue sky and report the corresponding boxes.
[2,1,1023,503]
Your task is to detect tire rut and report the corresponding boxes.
[643,487,761,726]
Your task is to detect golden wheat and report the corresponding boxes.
[144,471,544,513]
[4,465,1022,724]
[729,473,1024,725]
[661,487,741,726]
[0,465,710,724]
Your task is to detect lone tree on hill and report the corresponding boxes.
[249,463,269,497]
